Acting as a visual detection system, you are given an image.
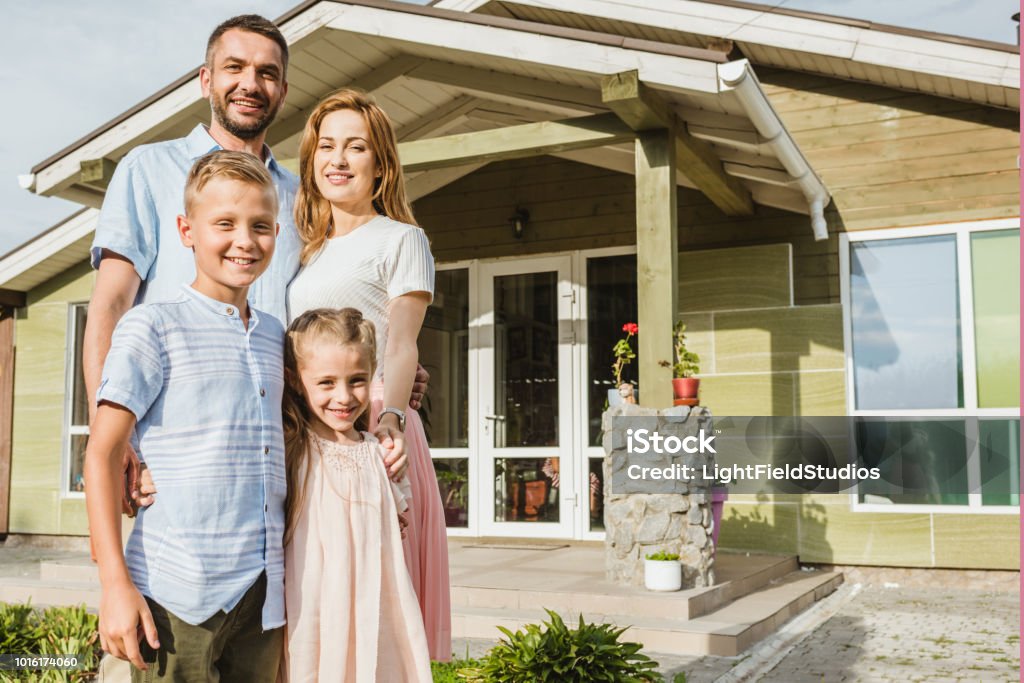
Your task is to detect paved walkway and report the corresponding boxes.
[455,581,1020,682]
[2,541,1018,681]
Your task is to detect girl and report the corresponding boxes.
[282,307,431,682]
[286,88,451,660]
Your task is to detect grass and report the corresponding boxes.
[431,656,482,682]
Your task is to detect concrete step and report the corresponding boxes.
[451,569,843,657]
[451,552,797,621]
[0,578,100,609]
[40,557,98,583]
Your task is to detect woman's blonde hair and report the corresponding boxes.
[294,88,416,264]
[282,307,377,544]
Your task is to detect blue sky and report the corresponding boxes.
[1,0,1018,255]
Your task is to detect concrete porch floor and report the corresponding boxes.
[447,538,843,656]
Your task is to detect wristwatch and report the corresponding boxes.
[380,407,406,431]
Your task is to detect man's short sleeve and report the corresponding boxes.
[96,307,165,421]
[91,151,159,281]
[385,227,435,303]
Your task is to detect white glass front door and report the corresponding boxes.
[478,256,576,537]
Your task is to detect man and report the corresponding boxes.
[85,15,421,513]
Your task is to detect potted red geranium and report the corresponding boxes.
[670,321,700,402]
[610,322,638,406]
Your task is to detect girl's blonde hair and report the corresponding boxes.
[282,307,377,544]
[294,88,416,264]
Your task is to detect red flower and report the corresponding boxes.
[622,322,638,335]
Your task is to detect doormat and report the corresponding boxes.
[462,542,570,551]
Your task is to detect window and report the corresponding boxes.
[419,266,471,528]
[841,220,1019,511]
[64,303,89,495]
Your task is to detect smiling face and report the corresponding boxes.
[177,176,278,306]
[201,28,287,142]
[312,108,380,216]
[295,340,373,441]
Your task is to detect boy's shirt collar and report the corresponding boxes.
[181,284,260,329]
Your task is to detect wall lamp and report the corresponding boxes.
[510,208,530,239]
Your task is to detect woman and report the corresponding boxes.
[286,88,451,662]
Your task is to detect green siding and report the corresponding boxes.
[718,497,1020,569]
[970,230,1020,408]
[10,260,93,535]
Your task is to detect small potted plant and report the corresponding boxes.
[644,550,682,591]
[670,321,700,401]
[609,322,638,406]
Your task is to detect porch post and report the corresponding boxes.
[0,306,14,538]
[634,128,678,407]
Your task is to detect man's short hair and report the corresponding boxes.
[206,14,289,70]
[184,150,278,215]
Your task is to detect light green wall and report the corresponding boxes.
[971,230,1019,408]
[687,244,1019,570]
[9,260,93,535]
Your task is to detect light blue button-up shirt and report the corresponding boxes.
[97,286,286,629]
[91,124,301,324]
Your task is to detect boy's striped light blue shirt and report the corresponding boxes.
[97,285,286,628]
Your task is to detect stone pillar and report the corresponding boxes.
[602,403,715,588]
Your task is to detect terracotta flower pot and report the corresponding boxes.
[672,377,700,400]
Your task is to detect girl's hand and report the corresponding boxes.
[375,417,408,480]
[397,510,409,539]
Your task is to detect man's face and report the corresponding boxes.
[201,29,288,141]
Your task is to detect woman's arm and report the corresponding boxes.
[376,292,430,474]
[381,292,430,411]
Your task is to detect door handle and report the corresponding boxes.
[484,414,506,422]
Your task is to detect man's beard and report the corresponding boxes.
[211,94,278,140]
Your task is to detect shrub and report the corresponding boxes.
[459,609,660,682]
[0,602,100,682]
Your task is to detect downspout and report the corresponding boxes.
[718,60,830,241]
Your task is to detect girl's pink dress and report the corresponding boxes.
[283,432,431,682]
[370,383,452,661]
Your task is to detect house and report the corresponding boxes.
[2,0,1018,570]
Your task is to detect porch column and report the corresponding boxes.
[634,128,678,407]
[0,305,15,538]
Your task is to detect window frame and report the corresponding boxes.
[839,218,1020,515]
[61,302,89,498]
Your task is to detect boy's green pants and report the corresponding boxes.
[130,573,283,683]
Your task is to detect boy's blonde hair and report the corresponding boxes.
[282,307,377,544]
[184,150,278,215]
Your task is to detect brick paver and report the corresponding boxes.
[456,583,1019,683]
[758,585,1019,683]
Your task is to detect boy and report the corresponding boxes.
[85,150,286,682]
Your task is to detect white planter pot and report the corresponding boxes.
[644,559,682,592]
[607,388,624,407]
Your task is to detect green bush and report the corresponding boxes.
[0,602,100,682]
[459,609,660,682]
